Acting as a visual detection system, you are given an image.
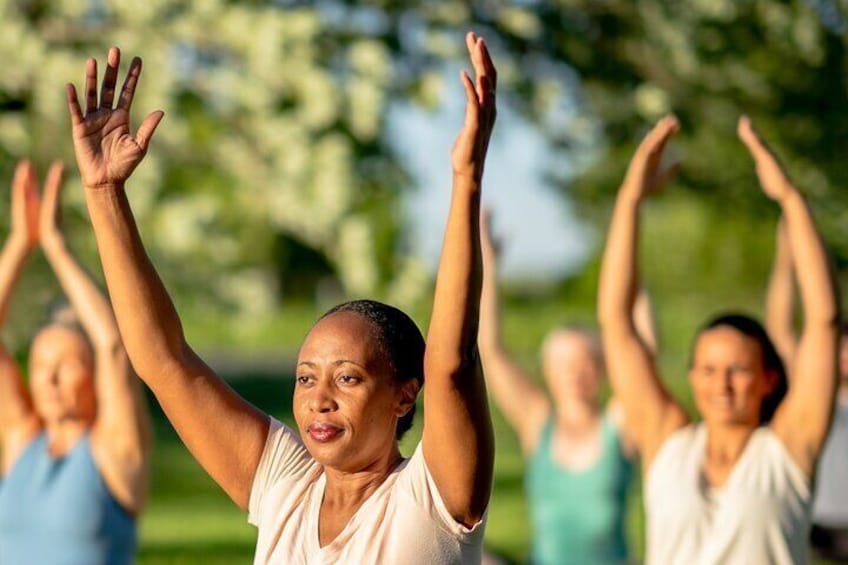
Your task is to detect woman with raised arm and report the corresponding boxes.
[766,222,848,561]
[66,33,495,564]
[598,115,839,564]
[0,161,152,564]
[479,212,652,564]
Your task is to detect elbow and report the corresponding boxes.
[425,346,480,386]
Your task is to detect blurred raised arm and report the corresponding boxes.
[0,162,40,473]
[422,32,496,528]
[739,117,840,477]
[39,162,152,513]
[597,117,688,469]
[765,219,797,367]
[478,211,550,454]
[67,47,268,510]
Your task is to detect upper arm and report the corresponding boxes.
[90,341,153,513]
[478,349,549,454]
[771,322,839,475]
[421,349,493,528]
[0,347,39,474]
[600,322,687,466]
[148,345,270,510]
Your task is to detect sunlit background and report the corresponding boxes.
[1,0,847,562]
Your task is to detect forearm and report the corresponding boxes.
[764,220,796,363]
[42,236,120,349]
[0,239,31,329]
[425,176,483,375]
[83,183,188,381]
[780,190,839,328]
[598,191,641,330]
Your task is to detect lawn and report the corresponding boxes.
[136,294,838,564]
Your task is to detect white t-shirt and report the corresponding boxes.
[248,418,486,564]
[645,424,811,565]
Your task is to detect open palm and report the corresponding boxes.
[451,32,497,183]
[738,116,793,202]
[67,47,163,188]
[622,115,680,199]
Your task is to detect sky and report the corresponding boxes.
[389,72,594,282]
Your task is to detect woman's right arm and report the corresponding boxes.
[478,211,549,454]
[597,116,688,468]
[66,48,268,510]
[765,220,796,367]
[0,162,41,472]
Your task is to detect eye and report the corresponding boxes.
[338,374,361,385]
[296,374,314,385]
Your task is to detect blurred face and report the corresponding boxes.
[293,312,417,471]
[542,331,604,407]
[689,326,776,427]
[29,326,96,426]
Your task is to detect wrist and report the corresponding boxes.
[84,181,126,193]
[40,232,66,254]
[775,183,803,207]
[617,184,644,207]
[452,171,483,191]
[4,235,33,256]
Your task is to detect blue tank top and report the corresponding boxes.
[526,415,633,565]
[0,433,137,565]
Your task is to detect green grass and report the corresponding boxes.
[137,295,837,563]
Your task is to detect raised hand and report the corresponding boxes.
[38,162,66,249]
[451,32,497,183]
[66,47,163,189]
[738,116,794,202]
[9,161,40,250]
[621,115,680,200]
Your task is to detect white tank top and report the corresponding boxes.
[645,424,811,565]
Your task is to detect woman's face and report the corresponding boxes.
[29,326,96,425]
[689,326,775,427]
[542,331,604,407]
[293,311,417,471]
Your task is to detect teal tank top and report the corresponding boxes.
[526,415,633,565]
[0,433,137,565]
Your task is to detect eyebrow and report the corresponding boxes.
[296,360,368,370]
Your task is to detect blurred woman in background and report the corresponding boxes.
[598,115,839,564]
[479,212,654,564]
[766,221,848,561]
[64,32,496,564]
[0,161,151,564]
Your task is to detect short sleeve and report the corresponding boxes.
[396,443,487,544]
[247,417,315,526]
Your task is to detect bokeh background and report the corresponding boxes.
[1,0,847,563]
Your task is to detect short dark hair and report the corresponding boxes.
[693,313,787,425]
[320,300,424,439]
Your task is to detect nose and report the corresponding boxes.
[308,380,338,413]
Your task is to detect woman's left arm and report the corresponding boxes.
[39,162,152,513]
[422,32,496,528]
[739,117,840,475]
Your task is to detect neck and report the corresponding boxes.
[555,396,601,427]
[704,422,756,465]
[43,418,90,456]
[322,445,403,508]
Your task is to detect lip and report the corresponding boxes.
[307,423,344,443]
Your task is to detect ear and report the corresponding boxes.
[762,369,779,395]
[395,378,420,418]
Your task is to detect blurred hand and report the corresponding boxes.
[9,160,40,251]
[38,162,66,248]
[66,47,163,189]
[451,32,497,183]
[738,116,794,202]
[621,115,680,200]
